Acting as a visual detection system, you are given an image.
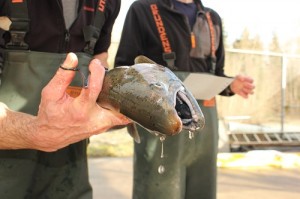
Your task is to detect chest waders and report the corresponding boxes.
[132,1,219,199]
[0,1,105,198]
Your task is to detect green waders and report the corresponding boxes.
[0,50,93,199]
[133,72,219,199]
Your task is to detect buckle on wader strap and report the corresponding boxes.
[163,52,178,70]
[5,29,29,50]
[5,0,30,50]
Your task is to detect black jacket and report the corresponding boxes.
[115,0,227,75]
[0,0,120,54]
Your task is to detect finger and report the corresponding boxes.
[242,87,254,95]
[45,53,79,100]
[241,88,252,95]
[93,109,131,132]
[236,75,254,84]
[244,82,255,93]
[238,91,248,99]
[242,83,254,89]
[243,77,254,84]
[109,111,132,126]
[81,59,105,102]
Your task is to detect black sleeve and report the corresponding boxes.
[93,0,121,55]
[0,0,6,15]
[210,9,226,77]
[114,1,144,67]
[217,20,234,97]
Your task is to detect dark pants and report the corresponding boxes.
[0,50,93,199]
[133,101,219,199]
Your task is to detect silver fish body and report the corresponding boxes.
[97,56,205,137]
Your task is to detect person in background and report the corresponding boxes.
[115,0,255,199]
[0,0,129,198]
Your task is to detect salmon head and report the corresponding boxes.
[97,56,205,139]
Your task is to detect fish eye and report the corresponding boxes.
[150,82,168,92]
[150,82,163,88]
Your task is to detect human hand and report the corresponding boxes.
[230,75,255,99]
[32,53,130,151]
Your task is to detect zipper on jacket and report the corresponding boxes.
[57,0,70,52]
[64,30,70,52]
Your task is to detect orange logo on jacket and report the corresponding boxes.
[150,4,172,53]
[98,0,106,12]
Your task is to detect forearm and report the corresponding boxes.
[0,102,36,149]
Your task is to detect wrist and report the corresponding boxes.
[27,117,61,152]
[0,105,38,150]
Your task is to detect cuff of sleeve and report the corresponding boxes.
[224,85,235,96]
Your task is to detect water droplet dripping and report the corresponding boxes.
[158,165,165,174]
[160,136,166,158]
[158,135,166,174]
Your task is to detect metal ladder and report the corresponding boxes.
[229,132,300,147]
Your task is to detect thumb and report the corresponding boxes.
[43,53,79,100]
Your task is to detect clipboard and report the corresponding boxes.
[183,73,234,100]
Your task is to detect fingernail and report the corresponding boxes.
[68,53,76,67]
[62,53,77,69]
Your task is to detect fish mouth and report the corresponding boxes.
[175,88,204,132]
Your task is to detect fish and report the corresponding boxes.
[97,55,205,142]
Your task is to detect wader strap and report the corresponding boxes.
[205,12,217,74]
[83,0,106,55]
[150,3,177,70]
[5,0,29,50]
[194,0,217,74]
